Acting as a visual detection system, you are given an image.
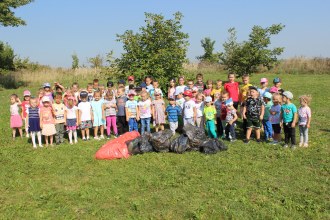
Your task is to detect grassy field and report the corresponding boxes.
[0,72,329,219]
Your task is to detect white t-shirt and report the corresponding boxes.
[175,85,186,95]
[78,101,92,121]
[195,102,204,117]
[138,99,152,118]
[66,106,78,119]
[183,100,196,119]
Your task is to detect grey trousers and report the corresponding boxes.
[55,123,65,143]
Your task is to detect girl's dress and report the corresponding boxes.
[40,106,56,136]
[168,87,176,99]
[91,99,104,126]
[66,106,78,130]
[10,103,23,128]
[152,99,166,124]
[28,107,41,132]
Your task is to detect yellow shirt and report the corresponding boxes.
[211,88,222,97]
[239,83,252,103]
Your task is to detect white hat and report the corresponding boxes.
[205,96,212,102]
[283,91,293,99]
[42,96,50,102]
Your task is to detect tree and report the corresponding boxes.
[0,0,33,27]
[0,41,15,71]
[115,12,189,88]
[220,24,285,76]
[197,37,219,63]
[71,53,79,69]
[88,54,103,68]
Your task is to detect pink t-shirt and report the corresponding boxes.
[224,82,239,102]
[40,106,55,124]
[21,100,30,118]
[298,106,311,126]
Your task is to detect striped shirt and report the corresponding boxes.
[166,105,181,122]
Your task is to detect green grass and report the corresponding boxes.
[0,73,329,219]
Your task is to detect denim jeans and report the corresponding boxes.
[140,117,151,134]
[299,125,309,144]
[225,123,236,140]
[128,118,138,132]
[262,119,273,140]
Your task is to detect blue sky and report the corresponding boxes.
[1,0,329,67]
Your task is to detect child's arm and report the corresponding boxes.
[78,109,82,125]
[64,109,67,125]
[102,104,106,121]
[125,108,129,122]
[292,112,298,128]
[90,106,94,122]
[193,106,197,123]
[242,106,247,119]
[75,109,79,126]
[39,111,43,129]
[136,106,140,121]
[230,112,238,125]
[307,109,311,128]
[260,104,265,120]
[16,97,22,106]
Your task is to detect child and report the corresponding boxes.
[281,91,298,149]
[204,80,213,97]
[168,79,176,99]
[194,73,205,93]
[242,86,264,143]
[10,94,23,139]
[93,78,99,92]
[86,83,94,102]
[225,98,238,142]
[239,74,252,106]
[116,87,128,135]
[27,97,42,148]
[195,93,204,128]
[269,93,282,145]
[224,73,239,110]
[126,91,139,132]
[106,81,116,97]
[258,78,270,98]
[52,93,66,145]
[211,80,222,100]
[99,84,106,98]
[40,96,56,145]
[145,75,154,93]
[149,80,163,101]
[186,80,195,91]
[91,91,105,140]
[183,90,196,126]
[271,77,284,95]
[37,88,45,108]
[262,92,273,142]
[298,95,312,147]
[125,76,135,95]
[166,98,182,135]
[175,76,187,96]
[175,90,185,132]
[152,89,166,132]
[214,92,225,138]
[43,82,54,103]
[21,90,31,137]
[102,91,118,139]
[203,96,217,138]
[78,91,93,141]
[65,97,78,144]
[72,82,80,103]
[138,91,152,134]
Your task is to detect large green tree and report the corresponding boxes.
[0,41,15,71]
[197,37,219,63]
[0,0,33,27]
[220,24,285,76]
[115,12,189,88]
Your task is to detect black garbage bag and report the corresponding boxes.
[149,129,173,152]
[170,134,190,154]
[139,133,154,153]
[183,123,207,149]
[127,137,142,155]
[201,138,228,154]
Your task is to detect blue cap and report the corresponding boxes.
[273,77,281,83]
[140,82,147,88]
[225,98,233,106]
[118,79,125,84]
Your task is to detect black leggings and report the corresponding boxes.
[283,122,296,145]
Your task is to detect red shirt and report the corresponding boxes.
[224,82,239,102]
[21,100,30,119]
[220,102,227,120]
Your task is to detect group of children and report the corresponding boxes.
[9,73,312,150]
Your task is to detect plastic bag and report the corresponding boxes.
[139,133,154,153]
[149,129,173,152]
[201,138,227,154]
[95,142,130,160]
[126,133,154,155]
[170,134,190,154]
[183,123,207,149]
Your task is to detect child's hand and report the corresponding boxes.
[259,116,263,120]
[102,116,106,121]
[291,123,296,128]
[215,120,217,125]
[136,116,140,121]
[126,117,129,122]
[229,120,233,125]
[307,124,310,128]
[40,124,43,129]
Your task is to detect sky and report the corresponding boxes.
[1,0,329,67]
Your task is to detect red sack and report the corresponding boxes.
[95,131,140,160]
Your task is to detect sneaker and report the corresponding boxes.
[99,135,105,140]
[299,142,303,147]
[26,134,30,138]
[114,134,118,138]
[303,143,308,148]
[268,138,273,142]
[70,142,73,145]
[271,141,278,145]
[94,136,100,140]
[230,138,237,142]
[82,137,87,141]
[107,135,111,139]
[291,145,296,150]
[256,139,262,143]
[39,145,43,148]
[243,139,250,144]
[87,137,90,141]
[283,144,289,148]
[33,145,37,149]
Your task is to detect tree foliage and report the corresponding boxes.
[71,53,79,69]
[220,24,285,76]
[0,41,15,72]
[0,0,33,27]
[88,54,103,69]
[115,12,189,88]
[197,37,219,63]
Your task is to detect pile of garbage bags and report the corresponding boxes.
[95,124,227,160]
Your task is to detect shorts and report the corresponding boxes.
[272,124,281,134]
[80,120,92,129]
[246,118,261,129]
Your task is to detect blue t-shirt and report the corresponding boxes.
[116,96,127,116]
[214,100,222,117]
[166,105,182,122]
[281,103,297,123]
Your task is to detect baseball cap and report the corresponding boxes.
[273,77,281,84]
[205,96,212,102]
[174,89,182,96]
[107,81,114,87]
[263,92,272,100]
[128,76,134,81]
[42,96,50,103]
[168,97,175,101]
[43,82,51,88]
[140,82,147,88]
[183,90,192,98]
[283,91,293,100]
[269,86,279,93]
[260,78,268,83]
[192,87,198,92]
[134,86,142,92]
[23,90,31,96]
[128,90,136,96]
[118,79,125,84]
[249,86,258,91]
[225,98,233,106]
[80,91,88,98]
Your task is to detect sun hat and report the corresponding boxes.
[205,96,212,102]
[273,77,281,84]
[283,91,293,100]
[225,98,233,106]
[23,90,31,96]
[263,92,272,100]
[43,82,51,88]
[174,89,182,96]
[260,78,268,83]
[183,90,192,98]
[168,97,175,101]
[42,96,50,103]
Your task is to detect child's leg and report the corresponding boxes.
[73,130,78,143]
[290,125,296,145]
[106,116,111,136]
[209,121,217,138]
[128,118,133,132]
[59,123,64,143]
[255,128,261,140]
[50,135,53,145]
[94,126,99,138]
[18,128,23,138]
[37,131,42,146]
[86,128,90,139]
[133,119,138,131]
[160,124,164,131]
[216,117,223,137]
[55,123,60,143]
[246,128,252,140]
[145,118,150,133]
[299,126,304,144]
[111,116,118,135]
[100,125,104,137]
[141,118,146,134]
[283,123,289,144]
[221,120,227,138]
[68,130,73,143]
[45,135,49,145]
[25,118,29,137]
[31,131,36,147]
[12,128,16,139]
[304,127,309,144]
[206,121,211,137]
[230,124,236,139]
[81,129,86,139]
